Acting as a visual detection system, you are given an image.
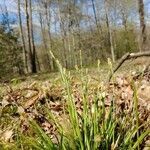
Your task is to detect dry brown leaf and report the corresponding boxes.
[1,130,13,142]
[24,91,42,108]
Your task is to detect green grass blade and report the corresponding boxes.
[132,129,150,149]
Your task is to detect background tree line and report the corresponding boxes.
[0,0,149,76]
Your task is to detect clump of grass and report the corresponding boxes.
[19,54,149,150]
[1,54,149,150]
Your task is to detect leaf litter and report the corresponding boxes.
[0,69,150,148]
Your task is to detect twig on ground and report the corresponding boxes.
[108,51,150,81]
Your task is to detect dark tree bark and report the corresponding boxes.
[29,0,37,73]
[138,0,147,51]
[25,0,33,73]
[91,0,102,34]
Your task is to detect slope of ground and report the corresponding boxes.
[0,59,150,149]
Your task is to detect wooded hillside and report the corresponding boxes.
[0,0,149,77]
[0,1,150,149]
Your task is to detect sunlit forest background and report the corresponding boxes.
[0,1,150,149]
[0,0,150,77]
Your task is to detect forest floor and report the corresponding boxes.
[0,58,150,149]
[0,58,143,93]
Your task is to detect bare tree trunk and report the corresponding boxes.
[39,11,51,71]
[91,0,103,34]
[57,0,68,68]
[18,0,28,73]
[25,0,33,73]
[45,1,54,71]
[67,2,75,68]
[39,12,47,52]
[138,0,147,51]
[29,0,37,73]
[104,0,115,62]
[91,0,98,28]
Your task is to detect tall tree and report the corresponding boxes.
[44,0,55,71]
[138,0,147,51]
[91,0,102,34]
[18,0,28,73]
[57,0,68,68]
[104,0,115,62]
[25,0,33,72]
[29,0,37,73]
[25,0,37,73]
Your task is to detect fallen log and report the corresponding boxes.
[108,51,150,81]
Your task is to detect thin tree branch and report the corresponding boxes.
[108,51,150,81]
